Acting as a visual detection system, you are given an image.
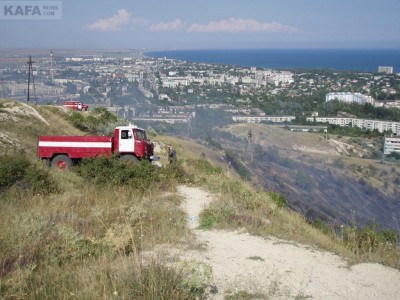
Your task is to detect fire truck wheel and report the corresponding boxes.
[120,155,139,166]
[51,155,72,171]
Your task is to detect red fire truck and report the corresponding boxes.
[38,125,156,170]
[63,101,89,111]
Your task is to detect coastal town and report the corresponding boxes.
[1,50,400,154]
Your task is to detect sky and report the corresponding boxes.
[1,0,400,50]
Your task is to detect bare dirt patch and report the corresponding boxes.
[0,101,49,125]
[177,185,400,299]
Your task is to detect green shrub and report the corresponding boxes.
[199,202,236,229]
[199,213,218,229]
[267,191,287,208]
[76,157,156,187]
[162,160,192,184]
[76,157,191,190]
[311,218,334,235]
[0,154,30,189]
[25,166,60,195]
[69,108,121,133]
[0,153,59,195]
[68,112,86,131]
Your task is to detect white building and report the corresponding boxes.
[233,115,296,123]
[378,66,394,74]
[384,137,400,155]
[326,92,375,105]
[384,101,400,109]
[161,77,189,88]
[307,116,400,135]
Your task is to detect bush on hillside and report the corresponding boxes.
[69,107,120,134]
[0,153,59,195]
[267,191,287,208]
[162,160,192,184]
[69,112,87,131]
[76,157,190,190]
[0,154,29,189]
[76,157,155,187]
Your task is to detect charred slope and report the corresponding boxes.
[252,146,400,230]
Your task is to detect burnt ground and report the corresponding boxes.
[252,146,400,229]
[218,124,400,231]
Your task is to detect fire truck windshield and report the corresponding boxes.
[134,129,147,141]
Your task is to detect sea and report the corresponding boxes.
[145,48,400,73]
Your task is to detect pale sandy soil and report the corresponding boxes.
[0,101,49,125]
[177,185,400,300]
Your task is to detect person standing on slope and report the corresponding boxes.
[167,144,177,164]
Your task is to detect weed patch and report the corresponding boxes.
[130,260,200,299]
[225,290,267,299]
[247,256,265,261]
[267,191,287,208]
[340,223,399,265]
[199,213,218,229]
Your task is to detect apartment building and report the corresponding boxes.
[326,92,375,105]
[384,136,400,155]
[232,115,296,123]
[307,117,400,135]
[378,66,394,74]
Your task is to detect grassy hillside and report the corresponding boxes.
[0,100,399,299]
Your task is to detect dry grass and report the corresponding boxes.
[0,163,195,298]
[198,175,350,255]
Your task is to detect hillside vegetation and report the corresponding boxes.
[0,100,399,299]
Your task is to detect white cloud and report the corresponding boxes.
[88,12,298,35]
[148,19,185,32]
[187,18,298,33]
[88,9,132,31]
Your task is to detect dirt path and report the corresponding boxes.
[178,185,400,299]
